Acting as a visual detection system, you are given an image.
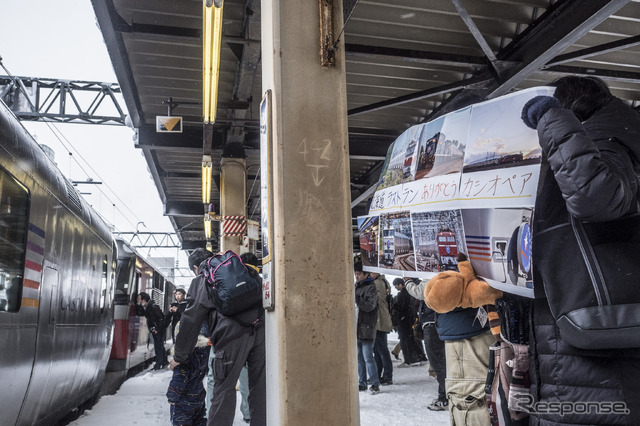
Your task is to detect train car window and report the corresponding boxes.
[131,271,141,305]
[114,258,134,305]
[0,167,30,313]
[113,259,135,305]
[152,271,164,292]
[100,255,108,310]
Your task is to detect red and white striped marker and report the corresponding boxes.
[222,215,246,236]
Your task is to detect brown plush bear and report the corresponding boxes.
[424,253,503,314]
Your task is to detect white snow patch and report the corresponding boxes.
[71,339,450,426]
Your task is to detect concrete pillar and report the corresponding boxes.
[219,156,246,254]
[261,0,357,425]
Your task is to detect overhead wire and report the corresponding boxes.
[1,60,194,285]
[0,60,144,232]
[43,122,143,229]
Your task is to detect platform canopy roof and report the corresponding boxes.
[91,0,640,252]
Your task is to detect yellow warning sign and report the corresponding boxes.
[156,116,183,133]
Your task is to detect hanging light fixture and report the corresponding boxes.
[204,213,212,240]
[203,0,224,123]
[202,154,212,204]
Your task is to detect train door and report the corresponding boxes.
[0,164,38,424]
[128,270,143,354]
[16,262,60,424]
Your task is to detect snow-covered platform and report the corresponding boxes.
[71,343,449,426]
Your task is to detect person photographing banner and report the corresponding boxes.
[521,76,640,426]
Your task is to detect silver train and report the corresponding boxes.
[0,100,176,425]
[0,99,116,425]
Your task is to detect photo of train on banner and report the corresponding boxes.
[358,87,554,298]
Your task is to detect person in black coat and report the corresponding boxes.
[521,76,640,426]
[137,291,167,370]
[172,250,266,426]
[392,278,427,366]
[416,300,448,411]
[166,288,188,342]
[354,260,380,394]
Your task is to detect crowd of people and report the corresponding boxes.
[354,261,448,411]
[352,75,640,426]
[131,76,639,426]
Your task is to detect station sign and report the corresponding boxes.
[156,116,183,133]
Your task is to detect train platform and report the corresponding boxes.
[69,338,449,426]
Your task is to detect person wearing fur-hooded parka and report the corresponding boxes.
[522,76,640,426]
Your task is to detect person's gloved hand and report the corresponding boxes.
[521,96,561,129]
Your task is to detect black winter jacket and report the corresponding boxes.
[173,274,218,364]
[530,97,640,426]
[355,277,378,341]
[137,300,166,334]
[174,265,264,364]
[165,300,187,339]
[391,286,417,326]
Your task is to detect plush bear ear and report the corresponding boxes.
[424,271,464,314]
[457,260,476,284]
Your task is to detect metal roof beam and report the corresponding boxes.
[114,232,182,248]
[348,127,402,137]
[352,161,385,190]
[543,64,640,83]
[345,44,485,68]
[0,76,126,125]
[343,0,360,24]
[347,76,488,116]
[161,171,201,179]
[348,136,394,157]
[165,201,207,217]
[546,34,640,67]
[351,183,378,209]
[450,0,500,75]
[489,0,631,98]
[182,240,219,251]
[350,155,386,161]
[116,22,201,39]
[430,0,631,115]
[225,0,261,146]
[137,125,225,150]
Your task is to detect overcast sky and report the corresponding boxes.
[0,1,192,285]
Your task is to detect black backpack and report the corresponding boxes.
[203,250,262,316]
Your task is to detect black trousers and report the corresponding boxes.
[397,320,426,364]
[422,322,446,400]
[152,332,166,369]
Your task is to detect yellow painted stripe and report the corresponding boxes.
[469,256,492,262]
[21,297,39,308]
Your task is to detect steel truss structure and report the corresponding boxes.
[0,76,126,125]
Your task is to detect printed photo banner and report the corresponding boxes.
[359,87,554,298]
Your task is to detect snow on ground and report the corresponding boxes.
[71,338,449,426]
[359,359,449,426]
